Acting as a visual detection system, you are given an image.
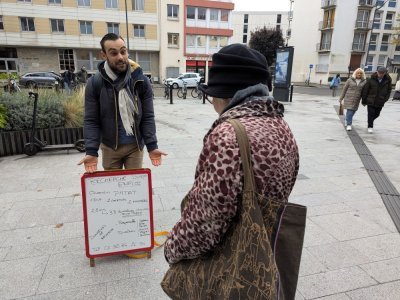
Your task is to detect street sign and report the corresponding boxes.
[309,64,314,69]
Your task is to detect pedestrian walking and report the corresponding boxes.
[330,73,341,97]
[78,33,166,173]
[339,68,366,131]
[361,66,392,133]
[76,66,88,84]
[161,44,303,299]
[63,67,75,95]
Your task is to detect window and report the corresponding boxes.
[198,7,206,20]
[221,9,229,22]
[134,24,145,37]
[79,21,93,34]
[394,55,400,62]
[276,24,281,31]
[0,16,3,30]
[187,6,195,19]
[277,14,282,23]
[369,33,378,51]
[373,11,381,29]
[133,0,144,11]
[78,0,90,6]
[210,9,218,21]
[50,19,64,32]
[49,0,61,4]
[396,44,400,51]
[381,34,390,51]
[356,10,370,28]
[352,32,366,51]
[78,0,90,7]
[20,17,35,31]
[378,54,386,66]
[137,52,150,72]
[107,22,119,34]
[244,14,248,23]
[366,55,374,66]
[243,35,248,44]
[210,36,218,48]
[17,0,31,2]
[220,36,228,47]
[168,33,179,47]
[385,12,393,29]
[388,0,396,7]
[106,0,117,9]
[321,32,332,50]
[58,49,74,70]
[167,4,179,19]
[187,35,195,47]
[243,24,248,34]
[197,35,206,47]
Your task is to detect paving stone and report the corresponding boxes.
[19,284,106,300]
[0,256,48,299]
[3,222,83,247]
[314,294,351,300]
[4,238,84,261]
[299,248,329,276]
[106,273,170,300]
[346,280,400,300]
[345,197,384,211]
[307,242,371,270]
[0,209,25,230]
[306,203,352,217]
[345,233,400,261]
[297,267,377,299]
[290,192,346,207]
[0,247,10,261]
[11,197,74,210]
[37,251,130,294]
[302,220,338,247]
[360,257,400,283]
[310,212,391,241]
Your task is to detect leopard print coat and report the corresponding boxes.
[164,86,299,264]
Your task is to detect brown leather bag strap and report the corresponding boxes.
[228,119,256,193]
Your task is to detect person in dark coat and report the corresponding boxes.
[361,66,392,133]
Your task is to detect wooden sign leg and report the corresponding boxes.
[90,258,95,267]
[147,251,151,259]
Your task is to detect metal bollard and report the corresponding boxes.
[203,92,206,104]
[289,84,294,102]
[169,85,173,104]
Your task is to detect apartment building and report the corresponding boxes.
[183,0,234,80]
[290,0,400,84]
[231,11,290,46]
[0,0,160,79]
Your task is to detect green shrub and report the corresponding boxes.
[0,73,19,80]
[0,104,7,129]
[0,89,68,131]
[63,85,85,128]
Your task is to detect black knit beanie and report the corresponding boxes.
[199,44,270,98]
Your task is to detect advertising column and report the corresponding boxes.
[273,47,294,102]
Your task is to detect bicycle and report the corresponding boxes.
[177,80,187,99]
[191,82,203,99]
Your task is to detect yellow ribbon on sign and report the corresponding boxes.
[125,231,169,259]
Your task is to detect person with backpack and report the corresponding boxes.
[330,73,341,97]
[78,33,166,172]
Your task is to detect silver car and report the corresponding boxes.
[166,72,203,89]
[19,71,62,88]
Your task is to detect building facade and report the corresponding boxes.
[290,0,400,84]
[0,0,160,79]
[231,11,290,46]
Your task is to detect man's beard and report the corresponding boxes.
[107,59,128,74]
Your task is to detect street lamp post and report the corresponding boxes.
[363,0,390,71]
[125,0,130,53]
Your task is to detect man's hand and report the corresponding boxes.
[149,149,167,166]
[78,155,98,173]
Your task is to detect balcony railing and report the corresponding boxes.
[319,20,334,30]
[354,20,373,30]
[316,42,331,52]
[358,0,376,7]
[321,0,337,9]
[352,43,367,52]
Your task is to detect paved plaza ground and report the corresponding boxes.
[0,89,399,299]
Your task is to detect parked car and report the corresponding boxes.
[166,72,203,89]
[19,71,63,89]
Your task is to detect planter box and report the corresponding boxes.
[0,127,83,157]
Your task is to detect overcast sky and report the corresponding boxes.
[233,0,291,11]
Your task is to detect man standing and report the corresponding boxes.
[361,66,392,133]
[63,67,75,95]
[78,33,166,172]
[76,66,88,84]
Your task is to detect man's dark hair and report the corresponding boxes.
[100,33,125,52]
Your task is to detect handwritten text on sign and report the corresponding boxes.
[84,173,152,256]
